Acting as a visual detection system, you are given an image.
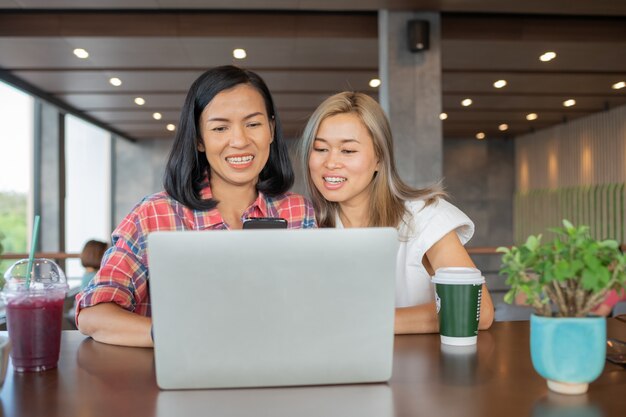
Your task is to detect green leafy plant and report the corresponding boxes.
[498,220,626,317]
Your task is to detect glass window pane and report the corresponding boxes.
[0,81,34,275]
[65,115,111,278]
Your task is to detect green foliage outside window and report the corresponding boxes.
[0,191,28,282]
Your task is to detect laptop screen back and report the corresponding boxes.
[148,228,397,389]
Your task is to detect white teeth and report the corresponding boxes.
[324,176,346,184]
[226,155,254,164]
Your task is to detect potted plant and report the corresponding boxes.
[498,220,626,395]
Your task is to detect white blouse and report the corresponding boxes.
[335,198,474,307]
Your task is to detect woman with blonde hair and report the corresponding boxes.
[300,92,494,333]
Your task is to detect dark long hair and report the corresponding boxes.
[164,66,294,210]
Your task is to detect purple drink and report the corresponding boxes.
[2,258,68,372]
[6,292,65,372]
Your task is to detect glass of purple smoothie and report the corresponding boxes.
[2,259,68,372]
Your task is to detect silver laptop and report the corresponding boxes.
[148,228,397,390]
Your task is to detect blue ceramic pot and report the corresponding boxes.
[530,314,606,395]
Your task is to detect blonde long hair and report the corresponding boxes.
[300,92,445,228]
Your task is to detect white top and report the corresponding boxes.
[335,198,474,307]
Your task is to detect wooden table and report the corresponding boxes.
[0,320,625,417]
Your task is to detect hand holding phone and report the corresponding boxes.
[242,217,288,229]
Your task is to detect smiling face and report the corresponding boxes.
[197,83,273,192]
[308,112,380,209]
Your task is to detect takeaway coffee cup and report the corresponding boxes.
[432,267,484,346]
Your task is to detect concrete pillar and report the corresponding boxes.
[114,138,170,226]
[37,100,62,252]
[379,11,442,188]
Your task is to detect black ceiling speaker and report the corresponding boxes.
[407,20,430,52]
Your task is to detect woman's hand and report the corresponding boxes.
[394,231,495,334]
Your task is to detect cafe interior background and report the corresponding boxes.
[0,0,625,325]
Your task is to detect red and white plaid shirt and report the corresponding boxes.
[75,180,316,321]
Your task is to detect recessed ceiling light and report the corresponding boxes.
[134,97,145,106]
[109,77,122,87]
[526,113,538,121]
[476,132,486,140]
[439,112,448,120]
[563,99,576,107]
[369,78,381,88]
[73,48,89,59]
[461,98,473,107]
[493,80,507,89]
[612,81,625,90]
[498,123,509,131]
[539,51,556,62]
[166,124,176,132]
[233,48,247,59]
[153,112,162,120]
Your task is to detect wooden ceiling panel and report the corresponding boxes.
[442,94,625,111]
[180,38,377,69]
[0,37,376,71]
[253,70,377,93]
[14,70,201,93]
[273,92,376,108]
[443,41,626,73]
[58,92,186,110]
[14,68,378,96]
[15,0,160,7]
[442,110,570,123]
[0,38,91,68]
[443,73,626,95]
[87,109,180,123]
[7,0,626,15]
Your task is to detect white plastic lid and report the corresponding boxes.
[431,267,485,285]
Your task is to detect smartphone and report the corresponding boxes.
[242,217,288,229]
[606,338,626,366]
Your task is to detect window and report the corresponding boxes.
[0,81,34,275]
[64,115,111,278]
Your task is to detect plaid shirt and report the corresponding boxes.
[75,181,316,320]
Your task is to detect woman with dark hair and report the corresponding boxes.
[76,66,316,347]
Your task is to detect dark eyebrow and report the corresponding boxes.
[206,112,265,123]
[314,137,360,144]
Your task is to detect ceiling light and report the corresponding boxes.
[526,113,538,121]
[439,112,448,120]
[539,52,556,62]
[476,132,486,140]
[498,124,509,131]
[369,78,381,88]
[461,98,473,107]
[109,77,122,87]
[233,48,247,59]
[73,48,89,59]
[493,80,507,89]
[166,124,176,132]
[563,99,576,107]
[612,81,625,90]
[152,112,162,120]
[134,97,145,106]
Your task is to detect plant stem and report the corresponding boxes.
[581,289,608,316]
[550,281,568,316]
